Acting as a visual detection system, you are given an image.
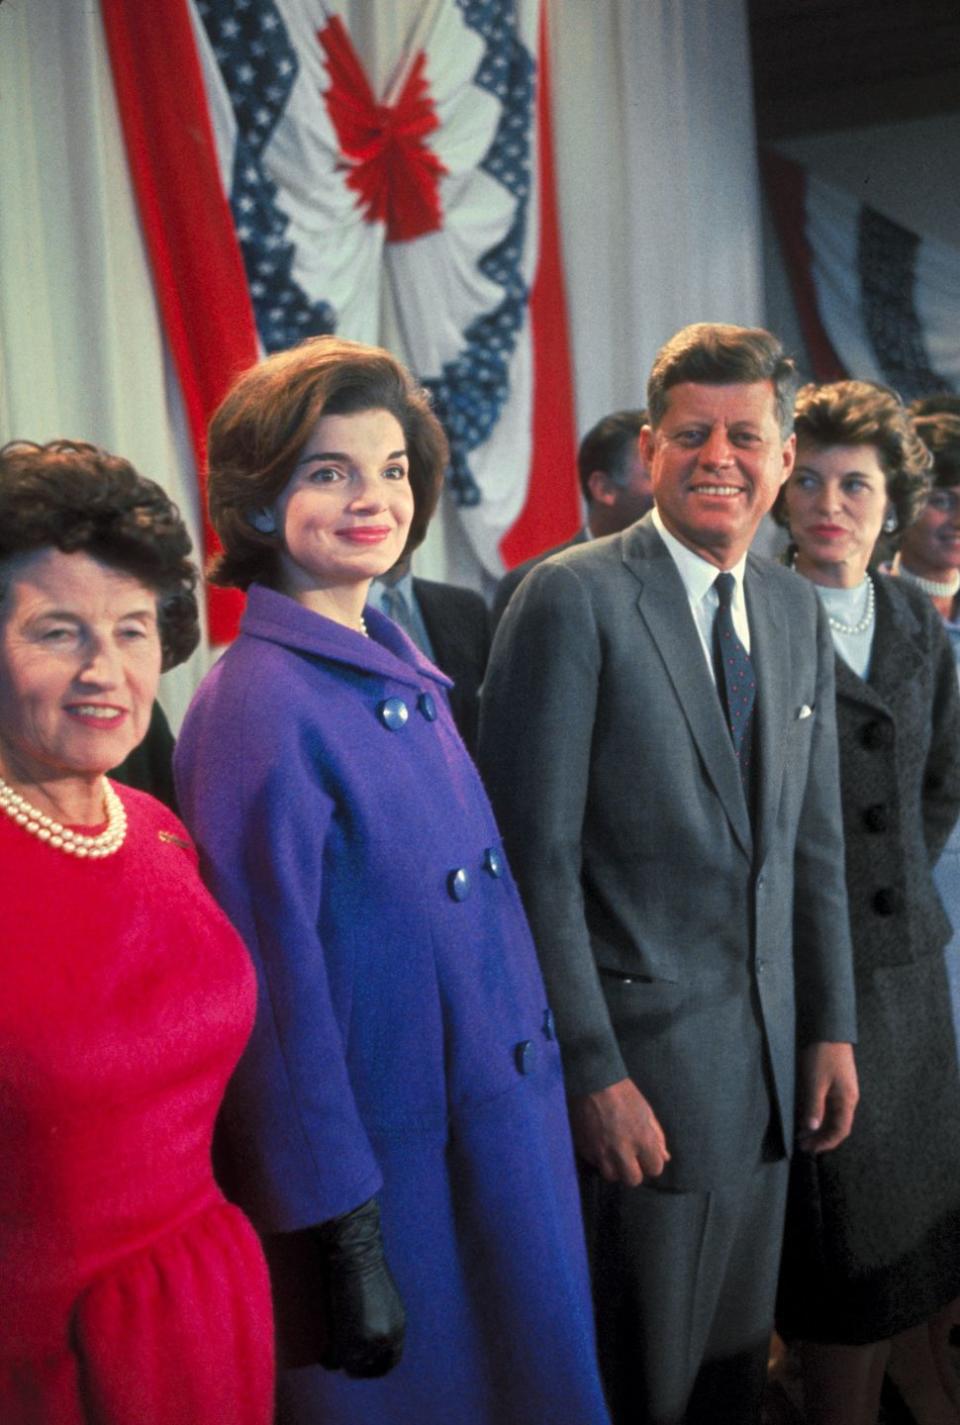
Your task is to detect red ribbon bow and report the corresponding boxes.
[319,16,447,243]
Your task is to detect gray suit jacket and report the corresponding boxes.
[490,527,590,632]
[479,516,857,1192]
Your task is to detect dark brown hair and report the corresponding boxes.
[913,412,960,489]
[0,440,199,670]
[647,324,799,437]
[773,381,932,537]
[909,393,960,422]
[577,410,647,503]
[207,336,448,591]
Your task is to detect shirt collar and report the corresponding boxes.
[372,568,416,611]
[651,506,748,604]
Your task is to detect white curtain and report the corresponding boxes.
[0,0,209,730]
[548,0,764,433]
[0,0,762,721]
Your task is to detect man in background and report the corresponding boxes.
[372,558,489,757]
[491,408,652,629]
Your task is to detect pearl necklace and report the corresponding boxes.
[358,615,369,638]
[790,555,876,636]
[823,575,876,636]
[897,565,960,599]
[0,774,127,857]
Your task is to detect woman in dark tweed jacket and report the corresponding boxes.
[774,381,960,1425]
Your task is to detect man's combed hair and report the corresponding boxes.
[0,440,199,670]
[647,323,799,437]
[577,410,647,502]
[207,335,449,592]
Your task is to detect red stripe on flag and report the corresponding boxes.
[761,150,847,384]
[100,0,257,642]
[499,3,580,570]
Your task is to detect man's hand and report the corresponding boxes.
[568,1078,670,1186]
[796,1041,859,1153]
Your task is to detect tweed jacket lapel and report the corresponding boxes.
[623,522,753,860]
[745,556,790,869]
[832,575,924,713]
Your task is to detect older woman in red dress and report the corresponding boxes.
[0,441,274,1424]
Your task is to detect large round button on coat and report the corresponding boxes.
[483,846,504,878]
[514,1040,534,1075]
[447,868,471,902]
[860,720,892,750]
[872,887,898,917]
[377,697,409,731]
[417,692,438,722]
[542,1008,556,1041]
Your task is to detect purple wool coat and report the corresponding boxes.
[174,585,610,1425]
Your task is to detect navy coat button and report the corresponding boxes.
[864,804,889,832]
[873,888,897,916]
[377,697,409,731]
[515,1040,534,1074]
[447,868,471,902]
[860,720,892,750]
[483,846,504,878]
[542,1008,556,1041]
[417,692,438,722]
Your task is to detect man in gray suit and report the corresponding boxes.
[479,324,859,1425]
[490,408,653,630]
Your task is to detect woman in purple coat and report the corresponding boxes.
[174,336,611,1425]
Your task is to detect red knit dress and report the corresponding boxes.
[0,784,274,1425]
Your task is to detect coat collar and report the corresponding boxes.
[240,584,453,691]
[621,518,754,859]
[832,573,925,711]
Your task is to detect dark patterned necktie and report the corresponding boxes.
[712,572,755,798]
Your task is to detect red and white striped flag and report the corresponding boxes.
[764,150,960,400]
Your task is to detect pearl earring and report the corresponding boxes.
[249,509,276,534]
[883,511,898,534]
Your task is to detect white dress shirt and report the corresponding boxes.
[651,507,751,685]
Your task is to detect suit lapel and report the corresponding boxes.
[412,579,444,657]
[625,526,753,860]
[833,575,923,714]
[745,558,789,869]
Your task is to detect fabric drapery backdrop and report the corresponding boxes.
[101,0,585,625]
[0,0,763,723]
[764,150,960,398]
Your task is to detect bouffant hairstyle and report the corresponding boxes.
[913,412,960,489]
[773,381,932,538]
[646,324,799,438]
[207,336,449,592]
[0,440,199,670]
[577,410,647,503]
[909,393,960,422]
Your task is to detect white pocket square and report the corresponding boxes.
[797,704,813,720]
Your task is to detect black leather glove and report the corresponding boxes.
[315,1196,406,1378]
